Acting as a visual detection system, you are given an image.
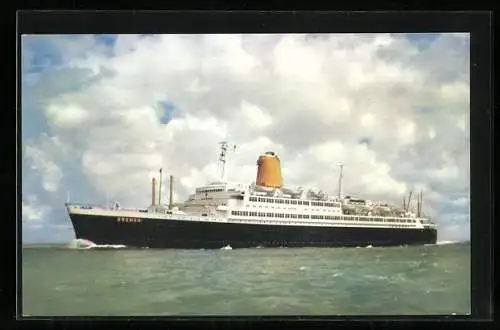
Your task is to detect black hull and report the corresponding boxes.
[69,213,437,249]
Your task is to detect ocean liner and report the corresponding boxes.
[66,142,437,249]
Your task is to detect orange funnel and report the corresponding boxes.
[256,152,283,189]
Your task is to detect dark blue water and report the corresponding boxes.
[22,241,470,316]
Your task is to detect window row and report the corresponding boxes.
[231,219,416,229]
[248,197,340,208]
[116,217,142,223]
[230,211,417,224]
[232,211,310,219]
[196,188,224,193]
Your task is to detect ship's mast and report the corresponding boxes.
[420,191,424,217]
[337,162,344,199]
[406,190,413,212]
[168,175,174,210]
[218,141,228,181]
[417,191,423,217]
[158,168,163,206]
[218,141,236,182]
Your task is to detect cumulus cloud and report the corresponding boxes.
[23,135,65,193]
[21,33,470,242]
[22,194,52,229]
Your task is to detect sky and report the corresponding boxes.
[21,33,470,243]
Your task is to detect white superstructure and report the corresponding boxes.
[68,142,437,232]
[179,180,436,230]
[177,142,437,231]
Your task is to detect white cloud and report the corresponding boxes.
[360,112,376,128]
[22,33,471,241]
[439,82,469,104]
[240,101,273,129]
[24,137,64,193]
[45,103,90,129]
[428,127,436,140]
[427,153,460,181]
[22,194,52,229]
[396,119,417,146]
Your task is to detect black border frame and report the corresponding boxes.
[11,10,493,328]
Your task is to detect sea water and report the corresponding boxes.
[21,241,470,316]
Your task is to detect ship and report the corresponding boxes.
[66,142,437,249]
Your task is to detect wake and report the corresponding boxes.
[425,240,465,247]
[66,239,127,250]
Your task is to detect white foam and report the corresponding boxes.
[66,239,126,250]
[436,240,460,245]
[91,244,127,249]
[220,244,232,250]
[67,238,94,249]
[425,240,462,247]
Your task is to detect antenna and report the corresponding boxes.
[337,162,344,199]
[66,191,70,204]
[218,141,236,182]
[218,141,228,181]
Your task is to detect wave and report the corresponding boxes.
[436,240,461,245]
[66,239,127,250]
[424,240,466,247]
